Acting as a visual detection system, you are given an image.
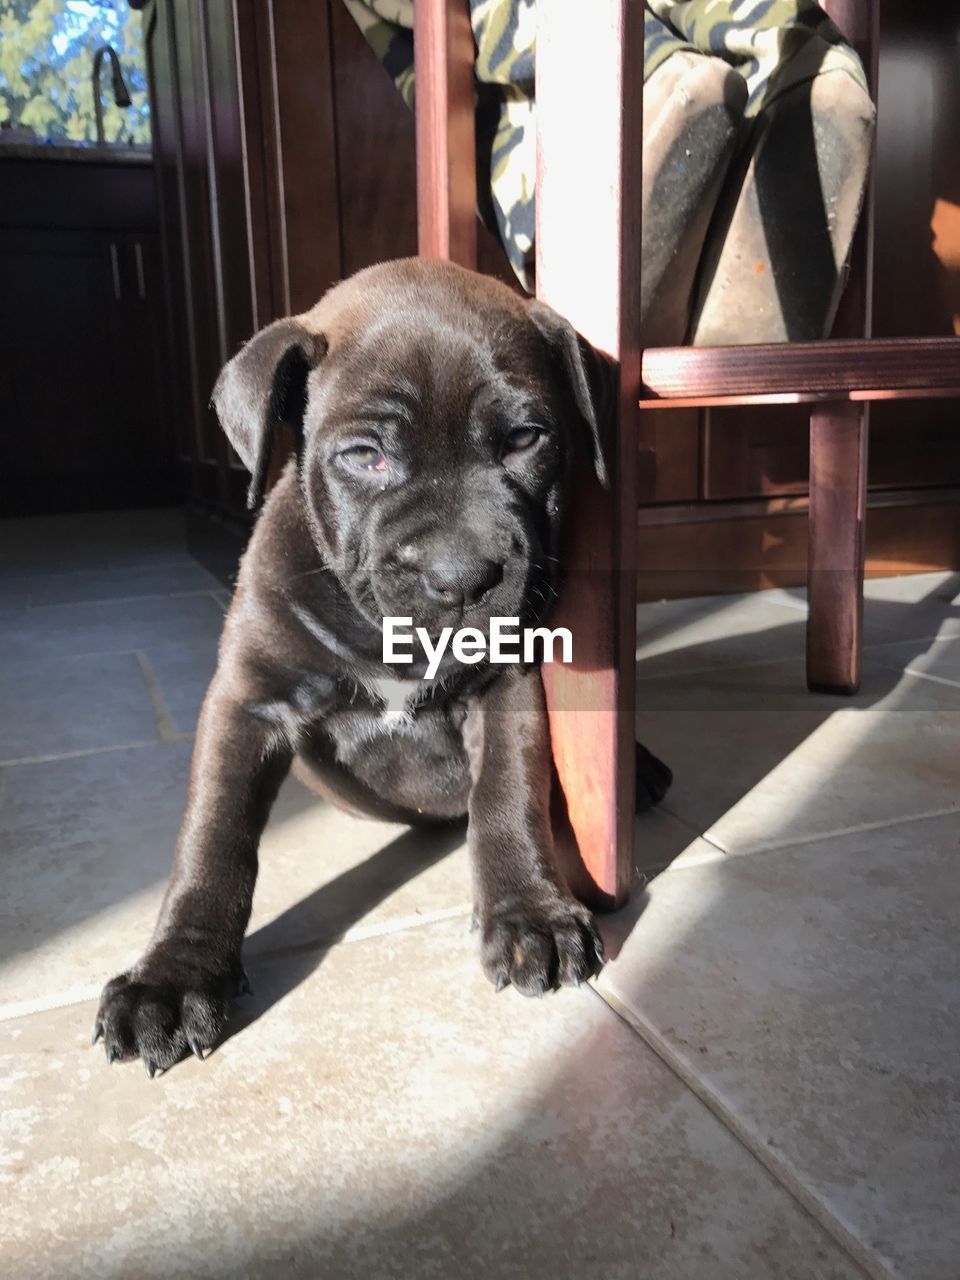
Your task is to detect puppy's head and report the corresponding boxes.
[213,259,608,635]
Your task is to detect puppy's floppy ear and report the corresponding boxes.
[527,299,611,489]
[212,318,327,510]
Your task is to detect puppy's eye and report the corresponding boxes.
[339,445,387,473]
[504,425,539,454]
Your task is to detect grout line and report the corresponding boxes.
[248,904,475,967]
[704,803,960,859]
[635,642,957,687]
[0,735,193,768]
[636,652,804,681]
[0,907,475,1026]
[25,591,213,612]
[898,666,960,692]
[0,982,104,1024]
[0,643,216,666]
[340,904,472,944]
[862,632,960,654]
[589,983,892,1280]
[764,596,808,613]
[134,650,181,743]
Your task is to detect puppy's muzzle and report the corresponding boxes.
[401,546,504,611]
[377,530,517,625]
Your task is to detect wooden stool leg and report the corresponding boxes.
[806,1,877,696]
[807,402,869,694]
[413,0,476,267]
[536,0,643,908]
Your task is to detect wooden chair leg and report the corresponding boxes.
[536,0,643,908]
[413,0,476,267]
[806,0,877,696]
[807,402,869,694]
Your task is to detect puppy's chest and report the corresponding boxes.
[328,673,465,747]
[364,674,429,732]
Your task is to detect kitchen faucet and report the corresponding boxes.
[92,45,132,146]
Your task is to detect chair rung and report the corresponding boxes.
[639,336,960,408]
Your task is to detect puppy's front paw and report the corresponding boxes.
[93,949,250,1076]
[479,894,603,997]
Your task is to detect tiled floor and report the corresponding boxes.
[1,509,957,1280]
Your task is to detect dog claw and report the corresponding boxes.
[144,1058,156,1080]
[91,1022,103,1046]
[495,973,508,993]
[469,910,479,933]
[106,1045,119,1064]
[188,1038,205,1061]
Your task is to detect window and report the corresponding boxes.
[0,0,150,148]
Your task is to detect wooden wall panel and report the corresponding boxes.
[637,498,960,602]
[267,0,342,315]
[169,0,223,491]
[141,0,195,489]
[868,0,960,492]
[330,2,418,275]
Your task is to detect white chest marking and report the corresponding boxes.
[365,675,425,731]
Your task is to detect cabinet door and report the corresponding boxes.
[142,0,197,500]
[121,230,177,480]
[0,228,176,516]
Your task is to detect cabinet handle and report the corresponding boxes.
[109,242,121,301]
[134,242,146,300]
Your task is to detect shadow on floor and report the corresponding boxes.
[224,821,468,1046]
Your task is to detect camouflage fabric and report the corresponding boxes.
[341,0,869,292]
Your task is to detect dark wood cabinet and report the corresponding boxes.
[0,162,174,517]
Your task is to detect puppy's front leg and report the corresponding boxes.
[94,669,291,1073]
[464,666,603,996]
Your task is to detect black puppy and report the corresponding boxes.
[94,259,669,1074]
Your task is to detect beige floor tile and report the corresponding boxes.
[861,572,960,642]
[641,700,959,854]
[0,652,161,762]
[141,637,220,735]
[634,805,720,874]
[0,743,194,1015]
[635,591,806,678]
[24,564,222,608]
[636,651,960,713]
[0,747,472,1018]
[756,572,960,632]
[636,574,960,662]
[0,594,226,665]
[0,920,864,1280]
[596,813,960,1280]
[0,575,32,611]
[0,509,192,574]
[869,635,960,690]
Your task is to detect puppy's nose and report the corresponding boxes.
[422,557,503,609]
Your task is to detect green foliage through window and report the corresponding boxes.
[0,0,150,146]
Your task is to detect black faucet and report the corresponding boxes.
[92,45,132,146]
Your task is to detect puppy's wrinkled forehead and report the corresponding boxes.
[310,285,548,446]
[346,321,535,414]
